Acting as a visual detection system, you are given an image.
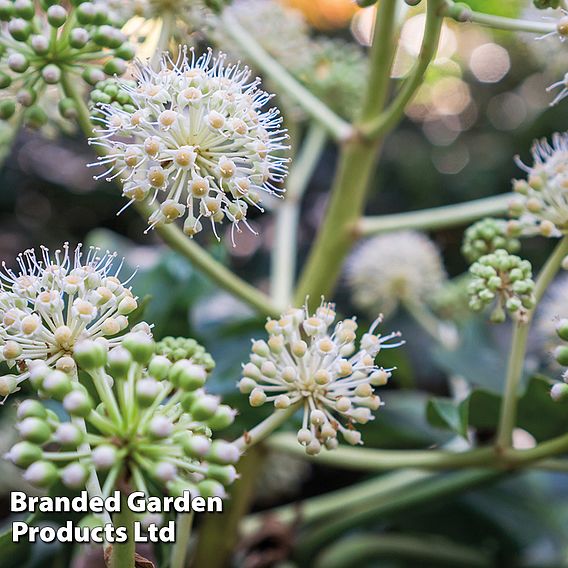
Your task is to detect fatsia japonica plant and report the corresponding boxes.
[3,0,568,567]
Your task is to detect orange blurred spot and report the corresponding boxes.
[283,0,358,30]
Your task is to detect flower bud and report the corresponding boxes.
[180,434,211,458]
[61,462,88,489]
[197,479,226,499]
[7,441,42,468]
[0,375,18,397]
[17,400,47,421]
[74,340,108,369]
[136,378,161,407]
[24,461,59,488]
[190,395,219,421]
[63,390,93,417]
[207,441,240,465]
[42,370,73,399]
[17,417,51,445]
[148,415,174,439]
[41,64,61,84]
[207,464,238,485]
[92,445,118,470]
[108,346,132,380]
[206,405,236,431]
[47,5,67,27]
[55,423,84,447]
[122,332,155,365]
[249,388,266,407]
[154,462,177,483]
[148,355,172,380]
[170,361,207,391]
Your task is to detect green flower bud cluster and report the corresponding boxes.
[462,218,521,263]
[8,334,239,497]
[156,336,215,372]
[549,319,568,401]
[89,78,136,116]
[430,274,472,323]
[0,0,135,125]
[468,249,536,323]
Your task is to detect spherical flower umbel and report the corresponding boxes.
[239,302,404,454]
[7,334,239,498]
[462,218,521,264]
[0,0,134,124]
[156,336,215,371]
[346,231,446,319]
[467,249,536,323]
[0,243,142,394]
[89,49,288,242]
[509,133,568,237]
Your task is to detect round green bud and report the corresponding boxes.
[47,4,67,27]
[557,319,568,342]
[61,462,88,489]
[206,405,236,431]
[42,64,61,85]
[82,67,106,86]
[103,58,127,76]
[0,71,11,89]
[556,346,568,367]
[167,479,197,498]
[70,27,90,49]
[24,461,59,488]
[59,97,77,119]
[55,423,84,448]
[14,0,34,19]
[63,390,93,417]
[8,441,42,468]
[24,106,48,129]
[8,18,31,41]
[115,43,136,61]
[7,53,29,73]
[136,378,161,407]
[170,361,207,391]
[17,417,51,444]
[122,332,155,365]
[207,464,237,485]
[42,370,73,400]
[30,34,49,55]
[74,340,108,370]
[148,355,172,381]
[29,363,50,391]
[0,1,14,21]
[207,440,240,466]
[197,479,225,499]
[76,2,96,25]
[0,99,15,120]
[190,395,219,421]
[17,400,47,421]
[92,445,119,470]
[551,382,568,402]
[107,346,133,380]
[179,433,211,458]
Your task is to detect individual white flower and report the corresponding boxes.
[239,301,404,454]
[0,243,143,391]
[547,71,568,106]
[89,48,288,243]
[509,132,568,237]
[346,231,446,318]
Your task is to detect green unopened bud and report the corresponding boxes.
[74,340,108,369]
[533,0,560,8]
[17,417,51,445]
[29,363,50,391]
[148,355,172,380]
[136,378,161,407]
[180,433,211,458]
[42,64,61,85]
[197,479,225,499]
[555,346,568,367]
[31,35,49,55]
[8,441,42,467]
[169,361,207,391]
[47,4,67,27]
[103,58,127,76]
[0,1,14,21]
[14,0,34,19]
[61,462,88,489]
[167,479,197,498]
[206,405,236,431]
[551,382,568,401]
[92,445,118,470]
[207,440,240,466]
[207,464,238,485]
[115,43,136,61]
[17,400,47,421]
[24,461,59,488]
[557,319,568,342]
[8,18,31,41]
[70,27,90,49]
[122,332,155,365]
[82,67,106,86]
[107,346,132,380]
[8,53,29,73]
[55,423,84,447]
[59,97,77,119]
[42,370,73,399]
[24,106,48,129]
[76,2,96,24]
[63,390,93,417]
[190,395,219,421]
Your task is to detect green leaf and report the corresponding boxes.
[426,397,470,438]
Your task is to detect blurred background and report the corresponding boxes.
[2,0,568,566]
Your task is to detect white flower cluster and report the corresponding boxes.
[239,302,403,454]
[0,243,141,393]
[509,133,568,237]
[346,231,446,318]
[90,49,288,242]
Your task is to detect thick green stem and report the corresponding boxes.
[109,491,136,568]
[294,1,399,305]
[496,321,530,450]
[296,469,500,560]
[170,512,194,568]
[192,447,263,568]
[496,236,568,450]
[314,534,489,568]
[219,11,352,141]
[135,203,282,318]
[361,0,445,139]
[357,193,512,236]
[267,433,494,470]
[271,123,327,306]
[152,11,174,67]
[443,0,556,34]
[242,470,432,535]
[60,71,94,137]
[233,402,301,452]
